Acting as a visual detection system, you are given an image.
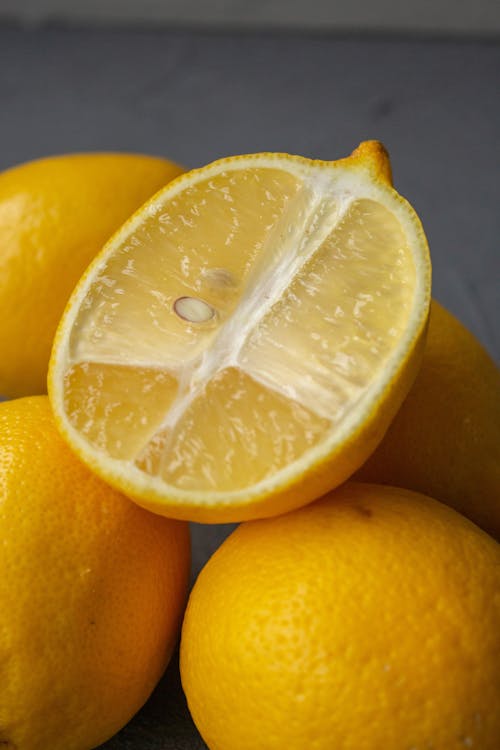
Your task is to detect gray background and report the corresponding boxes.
[0,16,499,750]
[1,0,500,34]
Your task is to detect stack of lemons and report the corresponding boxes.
[0,143,498,750]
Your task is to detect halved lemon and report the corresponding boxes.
[49,142,431,522]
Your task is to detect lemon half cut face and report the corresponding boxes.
[49,142,431,522]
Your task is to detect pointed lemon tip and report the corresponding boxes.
[347,141,393,186]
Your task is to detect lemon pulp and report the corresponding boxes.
[59,160,420,494]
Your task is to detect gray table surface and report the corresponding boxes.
[1,23,499,750]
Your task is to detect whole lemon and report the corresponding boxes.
[181,482,500,750]
[0,396,190,750]
[0,152,184,397]
[356,300,500,538]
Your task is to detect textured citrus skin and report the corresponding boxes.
[0,396,190,750]
[0,152,184,397]
[180,482,500,750]
[357,300,500,539]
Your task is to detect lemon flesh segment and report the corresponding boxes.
[52,152,429,513]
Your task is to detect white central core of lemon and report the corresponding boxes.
[152,175,352,440]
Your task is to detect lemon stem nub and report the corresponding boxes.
[174,296,216,323]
